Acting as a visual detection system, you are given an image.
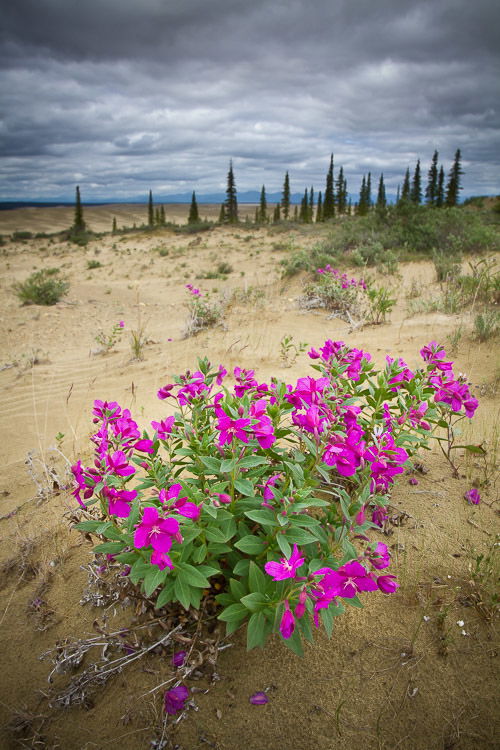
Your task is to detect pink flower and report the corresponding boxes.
[150,549,174,570]
[104,487,137,518]
[118,321,124,328]
[106,450,136,477]
[377,575,400,594]
[279,601,296,639]
[215,407,251,447]
[464,488,481,505]
[249,692,269,705]
[151,415,175,439]
[159,484,200,520]
[164,685,189,714]
[368,542,391,570]
[265,545,304,581]
[172,650,186,667]
[134,506,179,552]
[315,561,378,599]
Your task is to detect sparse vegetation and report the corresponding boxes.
[13,268,69,305]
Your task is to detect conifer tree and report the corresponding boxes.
[147,190,154,227]
[155,207,160,225]
[425,150,439,206]
[357,176,368,216]
[281,172,291,219]
[273,204,281,223]
[376,173,387,215]
[323,154,335,219]
[224,160,238,223]
[160,205,166,225]
[400,169,411,204]
[293,205,298,221]
[73,185,86,232]
[436,166,445,207]
[445,149,463,207]
[335,166,345,214]
[254,207,259,224]
[112,216,117,233]
[218,203,226,223]
[366,172,372,209]
[309,187,314,222]
[259,185,267,223]
[316,190,323,222]
[410,159,422,204]
[188,191,200,225]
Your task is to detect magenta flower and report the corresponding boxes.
[134,506,179,552]
[150,549,174,570]
[70,460,96,508]
[215,407,251,447]
[323,425,365,477]
[249,692,269,705]
[409,477,419,486]
[368,542,391,570]
[134,439,155,454]
[104,487,137,518]
[265,545,304,581]
[464,488,481,505]
[372,506,388,528]
[151,415,175,439]
[212,492,231,505]
[118,320,124,328]
[164,685,189,715]
[157,384,175,400]
[279,601,296,639]
[216,364,227,385]
[105,450,136,477]
[377,575,400,594]
[172,650,187,668]
[294,589,307,619]
[159,484,200,520]
[315,561,378,598]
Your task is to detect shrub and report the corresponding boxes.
[184,285,223,337]
[432,250,461,282]
[72,340,478,654]
[12,230,33,241]
[14,268,69,305]
[87,259,103,269]
[473,310,499,342]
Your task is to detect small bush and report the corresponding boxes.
[432,250,462,282]
[474,310,499,342]
[12,230,33,241]
[14,269,69,306]
[86,259,103,269]
[280,249,312,277]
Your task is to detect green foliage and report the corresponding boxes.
[188,191,200,225]
[73,185,86,233]
[86,259,103,269]
[224,160,238,224]
[14,268,69,306]
[279,334,308,367]
[282,172,291,219]
[432,250,461,282]
[473,310,499,342]
[12,230,33,241]
[366,285,396,324]
[184,292,223,337]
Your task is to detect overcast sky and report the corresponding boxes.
[1,0,499,202]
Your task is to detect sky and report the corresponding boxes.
[1,0,499,202]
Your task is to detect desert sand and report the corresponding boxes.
[0,204,498,750]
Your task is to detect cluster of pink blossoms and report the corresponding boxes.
[316,265,367,290]
[265,543,398,640]
[308,339,371,381]
[421,342,478,418]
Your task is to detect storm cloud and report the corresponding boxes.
[1,0,499,200]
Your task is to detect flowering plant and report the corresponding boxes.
[72,340,477,655]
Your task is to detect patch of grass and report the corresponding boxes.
[184,293,223,337]
[13,268,69,306]
[473,310,499,342]
[86,259,103,269]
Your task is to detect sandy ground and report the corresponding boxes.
[0,205,498,750]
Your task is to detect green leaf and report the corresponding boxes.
[176,563,210,588]
[174,575,192,610]
[93,541,126,554]
[200,456,222,473]
[101,525,126,541]
[144,566,167,597]
[192,543,207,564]
[230,578,247,600]
[282,627,303,656]
[240,592,267,612]
[205,527,229,543]
[233,559,250,576]
[155,580,175,609]
[288,513,321,528]
[277,534,292,558]
[74,520,102,532]
[129,558,151,585]
[248,561,267,594]
[284,528,318,545]
[238,456,268,469]
[234,478,255,496]
[221,458,237,473]
[218,603,248,623]
[247,611,266,649]
[235,535,266,554]
[244,509,279,526]
[114,551,139,564]
[344,595,363,608]
[197,564,220,577]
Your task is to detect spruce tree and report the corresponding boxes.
[299,188,308,222]
[425,150,439,206]
[323,154,335,219]
[112,216,117,233]
[259,185,267,223]
[400,168,411,204]
[309,187,314,222]
[188,191,200,225]
[160,205,166,225]
[155,207,160,225]
[410,159,422,204]
[445,149,463,207]
[224,160,238,223]
[436,166,445,207]
[281,172,291,219]
[316,191,323,222]
[73,185,85,232]
[366,172,372,209]
[376,173,387,215]
[335,166,345,214]
[357,176,368,216]
[293,205,298,221]
[218,203,226,223]
[148,190,154,227]
[273,203,281,223]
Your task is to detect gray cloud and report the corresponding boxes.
[1,0,499,201]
